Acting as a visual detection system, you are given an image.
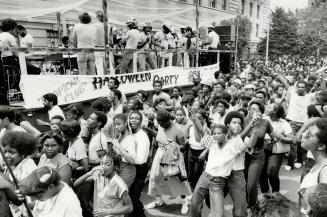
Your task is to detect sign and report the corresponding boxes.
[20,64,219,109]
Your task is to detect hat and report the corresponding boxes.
[208,25,215,29]
[126,17,136,25]
[201,80,212,88]
[244,84,256,90]
[233,79,241,85]
[180,25,186,30]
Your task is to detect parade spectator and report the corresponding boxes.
[107,77,127,104]
[2,131,37,217]
[128,111,151,217]
[71,12,97,75]
[19,166,83,217]
[190,111,257,217]
[87,111,108,167]
[108,89,124,118]
[74,154,133,217]
[260,103,294,194]
[38,133,72,184]
[112,114,137,189]
[146,109,191,214]
[36,93,65,127]
[171,86,183,108]
[152,80,174,110]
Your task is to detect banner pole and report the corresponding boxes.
[0,145,34,217]
[102,0,109,74]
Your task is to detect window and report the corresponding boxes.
[250,3,253,17]
[257,5,260,18]
[222,0,227,10]
[194,0,202,5]
[210,0,216,8]
[256,24,259,37]
[241,0,245,15]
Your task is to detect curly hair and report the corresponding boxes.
[249,100,265,114]
[224,111,244,129]
[2,131,36,156]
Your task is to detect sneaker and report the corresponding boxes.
[284,165,292,171]
[145,199,163,209]
[181,201,188,215]
[294,163,302,168]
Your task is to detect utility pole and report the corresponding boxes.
[265,14,270,65]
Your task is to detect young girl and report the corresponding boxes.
[186,110,210,191]
[2,131,37,217]
[112,114,137,189]
[74,154,133,217]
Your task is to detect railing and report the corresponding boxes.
[0,47,235,75]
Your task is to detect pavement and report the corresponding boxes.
[140,161,302,217]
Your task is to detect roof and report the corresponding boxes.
[0,0,237,30]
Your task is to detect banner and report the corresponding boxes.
[20,64,219,109]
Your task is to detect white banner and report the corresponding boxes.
[20,64,219,109]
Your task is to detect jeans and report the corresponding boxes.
[207,47,218,65]
[137,53,157,71]
[260,150,284,193]
[244,149,265,208]
[191,171,226,217]
[288,121,305,167]
[120,50,133,74]
[77,51,96,75]
[94,51,105,75]
[225,170,247,217]
[119,162,136,189]
[188,148,205,190]
[128,163,149,217]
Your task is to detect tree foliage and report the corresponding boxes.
[258,7,299,58]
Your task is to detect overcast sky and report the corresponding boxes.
[271,0,308,11]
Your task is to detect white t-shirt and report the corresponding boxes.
[67,137,88,162]
[133,130,150,165]
[20,34,34,48]
[202,134,246,177]
[113,135,136,163]
[88,132,108,163]
[208,31,219,49]
[0,32,17,57]
[72,23,97,48]
[123,29,139,49]
[93,22,105,47]
[48,105,65,121]
[33,182,82,217]
[286,88,315,123]
[154,31,176,49]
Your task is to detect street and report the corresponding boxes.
[141,162,302,217]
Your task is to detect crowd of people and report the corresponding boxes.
[1,55,327,217]
[0,12,221,75]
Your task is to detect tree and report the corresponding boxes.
[258,7,299,58]
[221,16,251,59]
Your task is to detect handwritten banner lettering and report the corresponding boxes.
[20,64,219,109]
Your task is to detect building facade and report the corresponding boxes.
[184,0,270,55]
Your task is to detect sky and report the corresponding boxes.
[270,0,308,11]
